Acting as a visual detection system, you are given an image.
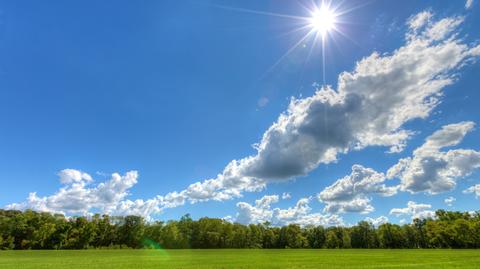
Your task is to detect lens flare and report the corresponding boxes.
[142,238,170,259]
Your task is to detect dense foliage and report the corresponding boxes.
[1,209,479,250]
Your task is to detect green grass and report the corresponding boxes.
[1,249,479,269]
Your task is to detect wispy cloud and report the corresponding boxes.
[465,0,474,10]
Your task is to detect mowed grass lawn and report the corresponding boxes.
[1,249,479,269]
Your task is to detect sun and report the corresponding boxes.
[309,5,337,37]
[214,0,352,84]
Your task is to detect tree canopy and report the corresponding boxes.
[1,209,479,250]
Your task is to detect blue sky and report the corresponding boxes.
[1,0,480,226]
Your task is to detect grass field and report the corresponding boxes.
[1,249,479,269]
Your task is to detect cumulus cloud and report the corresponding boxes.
[444,196,456,206]
[318,165,397,214]
[390,201,436,220]
[365,216,389,226]
[233,195,343,227]
[6,170,161,218]
[387,122,480,194]
[466,0,474,9]
[58,169,93,184]
[463,184,480,198]
[323,197,375,215]
[235,195,279,224]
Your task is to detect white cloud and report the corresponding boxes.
[112,198,163,220]
[161,160,267,205]
[95,172,139,208]
[318,165,397,214]
[6,170,161,219]
[58,169,93,184]
[407,11,432,33]
[390,201,436,220]
[233,195,343,227]
[387,122,480,194]
[323,197,374,215]
[235,195,279,224]
[444,196,456,206]
[466,0,474,9]
[364,216,389,226]
[282,192,291,199]
[463,184,480,198]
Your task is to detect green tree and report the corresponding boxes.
[279,225,308,248]
[351,221,376,248]
[306,226,326,248]
[261,223,278,248]
[118,216,145,248]
[325,229,341,249]
[377,223,405,248]
[92,214,115,248]
[2,209,480,250]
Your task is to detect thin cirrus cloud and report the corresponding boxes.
[7,10,480,220]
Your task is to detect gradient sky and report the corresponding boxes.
[1,0,480,226]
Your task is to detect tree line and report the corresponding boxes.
[1,209,479,250]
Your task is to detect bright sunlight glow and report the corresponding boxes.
[309,6,336,37]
